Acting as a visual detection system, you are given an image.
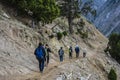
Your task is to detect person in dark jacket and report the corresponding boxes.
[69,46,73,59]
[45,44,51,66]
[75,45,80,58]
[83,48,87,58]
[34,42,46,73]
[58,47,64,62]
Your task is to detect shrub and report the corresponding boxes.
[49,34,54,39]
[81,32,88,39]
[45,30,48,34]
[106,33,120,63]
[77,28,88,39]
[75,32,78,35]
[77,28,82,33]
[108,68,117,80]
[62,31,67,36]
[57,32,63,40]
[79,19,85,27]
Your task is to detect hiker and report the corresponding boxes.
[83,48,87,58]
[69,46,73,59]
[75,45,80,58]
[34,42,46,73]
[58,47,64,62]
[45,44,51,66]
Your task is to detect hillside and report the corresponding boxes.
[0,3,120,80]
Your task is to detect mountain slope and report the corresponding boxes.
[0,3,120,80]
[94,0,120,36]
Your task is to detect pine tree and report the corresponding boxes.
[60,0,94,34]
[59,0,80,34]
[5,0,60,24]
[105,33,120,63]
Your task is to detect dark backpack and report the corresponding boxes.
[75,47,80,53]
[35,47,44,59]
[59,49,64,56]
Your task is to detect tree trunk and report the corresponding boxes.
[68,0,74,34]
[68,16,73,34]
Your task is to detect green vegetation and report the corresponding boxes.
[60,0,80,34]
[75,32,79,35]
[77,19,88,39]
[105,33,120,63]
[57,32,63,40]
[91,10,97,17]
[49,34,54,39]
[5,0,60,24]
[62,31,67,36]
[77,29,88,39]
[108,68,117,80]
[57,31,67,40]
[78,19,85,28]
[60,0,95,34]
[81,32,88,39]
[81,1,96,17]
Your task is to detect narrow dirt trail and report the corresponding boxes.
[20,58,79,80]
[40,58,80,80]
[12,42,106,80]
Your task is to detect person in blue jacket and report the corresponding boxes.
[58,47,64,62]
[34,42,46,73]
[75,45,80,58]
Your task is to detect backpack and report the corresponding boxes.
[59,49,63,56]
[75,46,80,53]
[35,47,44,59]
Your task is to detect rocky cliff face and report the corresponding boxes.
[85,0,106,21]
[93,0,120,36]
[93,0,107,9]
[0,2,120,80]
